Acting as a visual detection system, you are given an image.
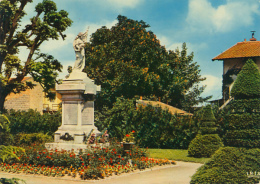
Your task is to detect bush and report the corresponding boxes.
[6,109,61,135]
[199,105,217,135]
[0,114,14,145]
[188,134,223,158]
[96,98,197,149]
[231,59,260,99]
[14,133,53,146]
[190,147,260,184]
[223,59,260,148]
[0,178,26,184]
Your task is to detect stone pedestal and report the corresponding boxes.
[45,71,101,151]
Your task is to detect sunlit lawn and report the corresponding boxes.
[148,149,210,164]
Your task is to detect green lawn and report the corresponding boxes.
[148,149,210,164]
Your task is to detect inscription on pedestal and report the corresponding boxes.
[82,101,94,125]
[64,102,78,125]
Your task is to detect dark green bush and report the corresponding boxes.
[231,59,260,99]
[14,133,53,146]
[224,59,260,148]
[6,109,61,135]
[96,98,197,149]
[188,134,223,158]
[199,105,217,135]
[0,178,26,184]
[191,147,260,184]
[0,114,14,145]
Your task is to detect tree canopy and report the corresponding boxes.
[0,0,72,111]
[85,15,209,111]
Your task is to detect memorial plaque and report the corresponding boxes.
[64,102,78,125]
[82,101,94,125]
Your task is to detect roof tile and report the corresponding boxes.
[212,41,260,60]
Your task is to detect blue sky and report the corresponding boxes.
[19,0,260,101]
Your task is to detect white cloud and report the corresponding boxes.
[106,0,143,9]
[83,20,119,41]
[40,33,75,52]
[200,75,222,99]
[186,0,260,33]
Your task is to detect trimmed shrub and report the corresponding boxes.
[188,134,223,158]
[199,105,217,135]
[14,133,53,146]
[231,59,260,99]
[190,147,260,184]
[6,109,61,136]
[224,59,260,148]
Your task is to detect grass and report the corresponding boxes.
[148,149,210,164]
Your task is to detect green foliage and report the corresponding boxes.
[231,59,260,99]
[224,85,260,148]
[201,105,216,121]
[15,133,53,146]
[199,105,217,135]
[6,109,61,135]
[135,104,196,149]
[95,98,137,141]
[188,134,223,158]
[190,147,260,184]
[85,15,209,112]
[230,99,260,113]
[96,98,197,149]
[0,145,25,163]
[0,114,13,145]
[0,178,26,184]
[0,0,72,111]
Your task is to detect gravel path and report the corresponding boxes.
[0,161,202,184]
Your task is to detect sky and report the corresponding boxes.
[17,0,260,101]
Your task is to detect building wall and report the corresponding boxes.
[223,57,260,75]
[5,90,31,111]
[4,77,60,113]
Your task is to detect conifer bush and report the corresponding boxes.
[188,105,223,158]
[188,134,223,158]
[190,147,260,184]
[224,59,260,148]
[199,105,217,135]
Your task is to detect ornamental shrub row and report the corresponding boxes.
[6,109,61,135]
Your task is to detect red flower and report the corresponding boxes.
[82,163,84,166]
[118,155,121,158]
[126,134,130,137]
[132,130,135,133]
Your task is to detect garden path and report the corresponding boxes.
[0,161,202,184]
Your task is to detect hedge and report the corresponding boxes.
[190,147,260,184]
[6,109,61,135]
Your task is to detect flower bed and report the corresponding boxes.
[0,143,175,180]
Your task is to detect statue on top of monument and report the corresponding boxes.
[73,28,89,72]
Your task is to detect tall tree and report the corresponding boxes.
[0,0,72,112]
[85,15,209,111]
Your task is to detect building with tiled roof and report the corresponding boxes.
[136,99,193,116]
[212,32,260,104]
